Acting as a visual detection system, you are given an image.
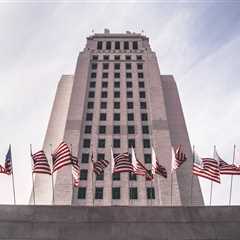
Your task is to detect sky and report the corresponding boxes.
[0,1,240,205]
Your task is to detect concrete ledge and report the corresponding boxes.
[0,205,239,239]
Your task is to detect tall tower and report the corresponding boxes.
[32,30,203,206]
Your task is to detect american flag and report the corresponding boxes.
[92,153,109,175]
[192,150,220,183]
[215,150,240,175]
[152,147,167,178]
[171,145,187,171]
[131,148,153,180]
[71,155,80,187]
[52,142,72,173]
[31,150,51,175]
[0,165,6,174]
[3,146,13,175]
[112,150,133,173]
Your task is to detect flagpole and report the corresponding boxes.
[190,145,195,206]
[30,144,35,205]
[70,144,74,206]
[209,145,216,206]
[50,144,55,205]
[9,145,16,205]
[229,144,236,206]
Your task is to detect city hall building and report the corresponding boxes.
[31,29,203,206]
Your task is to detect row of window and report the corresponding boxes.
[97,41,139,50]
[90,72,144,79]
[86,112,148,121]
[92,54,142,61]
[78,187,155,200]
[91,62,143,70]
[83,138,150,149]
[89,81,145,88]
[81,152,152,164]
[88,91,146,99]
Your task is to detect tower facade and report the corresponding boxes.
[32,30,203,206]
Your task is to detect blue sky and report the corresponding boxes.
[0,1,240,204]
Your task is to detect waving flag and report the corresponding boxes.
[71,155,80,187]
[112,150,133,173]
[171,145,187,171]
[193,149,220,183]
[31,150,51,175]
[152,147,167,178]
[0,165,6,174]
[92,153,109,176]
[52,142,72,173]
[4,146,13,175]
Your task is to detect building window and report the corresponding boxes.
[92,63,97,70]
[101,91,108,98]
[100,102,107,109]
[99,125,106,134]
[102,72,108,78]
[140,102,147,109]
[125,55,131,60]
[128,126,135,134]
[103,63,109,70]
[143,139,150,148]
[114,55,120,60]
[114,113,120,121]
[136,55,142,60]
[90,81,96,88]
[103,55,109,60]
[114,72,120,78]
[114,63,120,70]
[84,125,92,134]
[100,113,107,121]
[96,173,104,181]
[86,113,93,121]
[128,139,135,148]
[114,102,120,109]
[113,126,120,134]
[126,72,132,78]
[97,153,105,161]
[127,91,133,98]
[112,187,121,199]
[115,41,120,50]
[144,154,151,163]
[138,72,144,78]
[112,173,120,181]
[114,91,120,98]
[98,139,105,148]
[126,81,132,88]
[124,41,129,50]
[129,173,137,181]
[128,113,134,121]
[137,63,143,69]
[92,55,98,60]
[95,187,104,199]
[126,63,132,70]
[147,187,155,199]
[127,102,133,109]
[133,41,138,50]
[129,187,138,199]
[88,91,95,98]
[138,81,145,88]
[102,81,108,88]
[114,81,120,88]
[141,113,148,121]
[106,41,111,50]
[97,41,103,50]
[142,125,149,134]
[91,72,96,78]
[113,139,120,148]
[80,169,88,180]
[139,91,146,98]
[81,153,89,163]
[78,187,86,199]
[87,102,94,109]
[83,139,91,148]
